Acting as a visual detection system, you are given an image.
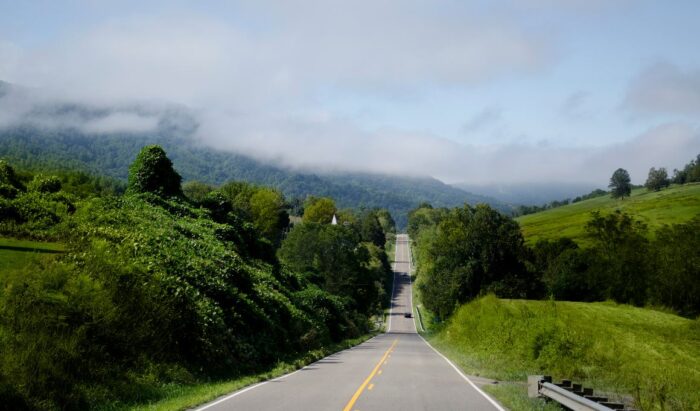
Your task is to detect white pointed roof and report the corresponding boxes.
[331,214,338,225]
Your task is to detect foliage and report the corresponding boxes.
[0,150,391,410]
[428,296,700,411]
[127,145,183,198]
[278,221,390,316]
[671,153,700,184]
[182,181,214,203]
[413,204,538,319]
[584,211,652,305]
[644,167,670,192]
[650,217,700,317]
[27,174,62,194]
[302,197,336,224]
[609,168,632,199]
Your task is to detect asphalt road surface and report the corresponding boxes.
[196,234,504,411]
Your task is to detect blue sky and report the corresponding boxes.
[1,0,699,184]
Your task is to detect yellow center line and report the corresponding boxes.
[342,338,398,411]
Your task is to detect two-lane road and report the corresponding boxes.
[196,234,504,411]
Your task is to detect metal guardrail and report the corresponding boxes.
[529,376,634,411]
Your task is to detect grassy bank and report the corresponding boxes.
[0,237,65,272]
[97,334,375,411]
[424,295,699,410]
[516,183,700,244]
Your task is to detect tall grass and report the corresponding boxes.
[428,295,700,410]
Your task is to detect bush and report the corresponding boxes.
[127,145,183,198]
[27,174,62,194]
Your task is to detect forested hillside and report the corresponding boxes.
[0,127,508,228]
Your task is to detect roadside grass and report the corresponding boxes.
[425,295,700,411]
[98,334,375,411]
[516,183,700,245]
[0,237,65,272]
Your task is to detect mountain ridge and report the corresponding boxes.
[0,126,510,228]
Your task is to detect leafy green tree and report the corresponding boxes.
[303,197,336,223]
[250,188,289,245]
[360,211,386,248]
[27,174,62,193]
[644,167,670,192]
[609,168,632,199]
[585,211,651,305]
[183,181,214,203]
[279,222,386,315]
[417,204,532,319]
[651,217,700,316]
[127,145,183,197]
[375,209,396,235]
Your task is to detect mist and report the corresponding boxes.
[1,1,698,186]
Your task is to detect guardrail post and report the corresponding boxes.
[528,375,544,398]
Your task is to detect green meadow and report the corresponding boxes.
[0,237,65,272]
[516,183,700,244]
[425,295,700,411]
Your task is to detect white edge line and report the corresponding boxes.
[418,334,507,411]
[405,237,503,410]
[194,336,380,411]
[387,236,399,333]
[406,237,419,333]
[194,381,270,411]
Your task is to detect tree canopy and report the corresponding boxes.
[303,197,337,223]
[127,145,183,198]
[609,168,632,199]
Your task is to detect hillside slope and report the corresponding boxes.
[515,184,700,243]
[427,295,700,411]
[0,127,509,228]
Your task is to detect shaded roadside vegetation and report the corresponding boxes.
[0,146,394,410]
[409,197,700,410]
[410,203,700,319]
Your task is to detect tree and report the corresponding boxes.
[644,167,670,192]
[183,181,214,203]
[249,188,289,245]
[585,211,651,305]
[417,204,532,319]
[608,168,632,199]
[303,197,336,223]
[127,145,183,197]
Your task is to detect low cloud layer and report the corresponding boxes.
[624,62,700,117]
[0,2,698,186]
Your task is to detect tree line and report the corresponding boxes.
[0,146,395,410]
[409,203,699,321]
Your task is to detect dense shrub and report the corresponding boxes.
[127,145,183,198]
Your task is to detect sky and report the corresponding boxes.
[1,0,699,185]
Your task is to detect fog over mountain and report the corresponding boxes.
[1,1,699,186]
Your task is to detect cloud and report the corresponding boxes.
[81,112,160,134]
[623,62,700,117]
[560,91,589,118]
[1,2,550,106]
[463,107,503,133]
[0,2,696,187]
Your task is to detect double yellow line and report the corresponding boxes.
[342,338,399,411]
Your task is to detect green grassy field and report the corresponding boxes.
[515,183,700,244]
[0,237,65,272]
[425,295,700,411]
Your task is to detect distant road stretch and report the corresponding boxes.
[196,234,504,411]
